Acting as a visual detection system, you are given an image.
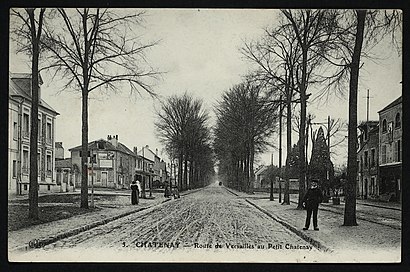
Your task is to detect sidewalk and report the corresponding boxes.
[226,187,401,262]
[8,191,170,253]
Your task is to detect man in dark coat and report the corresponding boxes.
[302,179,323,231]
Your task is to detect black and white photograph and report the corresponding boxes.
[7,8,402,263]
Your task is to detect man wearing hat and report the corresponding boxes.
[302,179,323,231]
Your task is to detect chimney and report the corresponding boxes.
[156,148,158,156]
[133,147,138,155]
[107,135,111,140]
[108,134,118,147]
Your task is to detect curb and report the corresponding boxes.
[289,200,401,230]
[225,187,332,253]
[245,199,333,253]
[11,198,172,253]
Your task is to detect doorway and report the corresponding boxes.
[101,171,108,187]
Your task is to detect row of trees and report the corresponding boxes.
[242,9,401,225]
[155,93,215,191]
[11,8,160,218]
[214,81,279,192]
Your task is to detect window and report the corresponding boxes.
[12,160,17,178]
[381,145,387,164]
[388,122,393,133]
[395,113,401,128]
[382,119,387,133]
[46,122,52,144]
[38,151,41,176]
[46,154,52,176]
[398,140,401,162]
[371,149,375,167]
[38,118,42,140]
[360,157,363,171]
[364,151,368,167]
[23,149,29,174]
[23,113,29,137]
[395,140,401,162]
[13,122,17,140]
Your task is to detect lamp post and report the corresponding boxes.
[141,146,146,199]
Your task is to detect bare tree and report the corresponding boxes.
[155,93,213,191]
[316,9,401,225]
[281,9,339,209]
[242,18,301,204]
[214,81,279,192]
[41,8,160,208]
[11,8,46,219]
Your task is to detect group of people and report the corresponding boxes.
[130,179,180,205]
[131,176,323,230]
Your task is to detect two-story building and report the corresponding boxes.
[69,135,136,189]
[135,146,158,194]
[378,96,402,202]
[8,72,59,196]
[357,121,379,199]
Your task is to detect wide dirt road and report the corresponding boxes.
[21,183,323,262]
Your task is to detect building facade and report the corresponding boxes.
[8,73,59,196]
[135,146,158,192]
[69,135,136,189]
[357,121,379,199]
[378,96,402,202]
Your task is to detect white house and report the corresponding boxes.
[8,72,59,196]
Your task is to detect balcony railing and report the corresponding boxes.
[22,166,29,174]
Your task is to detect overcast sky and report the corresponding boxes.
[9,9,402,168]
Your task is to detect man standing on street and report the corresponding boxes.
[302,179,323,231]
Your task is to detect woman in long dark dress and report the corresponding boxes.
[130,181,138,205]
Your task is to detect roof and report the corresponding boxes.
[358,120,378,128]
[55,158,72,169]
[378,96,402,113]
[136,146,159,161]
[55,142,64,149]
[9,73,59,115]
[69,139,136,157]
[255,165,268,176]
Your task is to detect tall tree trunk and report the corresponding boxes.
[28,32,39,220]
[249,141,255,192]
[283,95,292,205]
[80,89,89,208]
[183,156,188,191]
[297,48,308,209]
[27,8,45,220]
[178,152,183,190]
[80,10,90,208]
[344,10,366,226]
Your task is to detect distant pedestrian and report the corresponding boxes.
[135,178,142,197]
[302,179,323,231]
[130,181,139,205]
[164,180,171,198]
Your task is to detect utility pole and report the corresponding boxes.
[142,146,146,199]
[278,95,283,202]
[366,89,369,123]
[90,146,94,208]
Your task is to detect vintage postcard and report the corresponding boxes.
[8,8,402,263]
